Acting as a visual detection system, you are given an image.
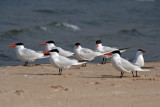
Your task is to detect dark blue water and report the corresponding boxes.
[0,0,160,66]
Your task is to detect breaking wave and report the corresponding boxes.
[0,22,81,37]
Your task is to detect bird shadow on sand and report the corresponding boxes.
[80,75,127,79]
[142,66,154,69]
[14,72,60,76]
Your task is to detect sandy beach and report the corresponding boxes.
[0,62,160,107]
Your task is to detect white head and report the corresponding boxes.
[136,49,146,56]
[134,49,146,67]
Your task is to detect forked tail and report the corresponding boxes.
[74,61,87,66]
[137,68,150,72]
[119,47,131,53]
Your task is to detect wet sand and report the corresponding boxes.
[0,62,160,107]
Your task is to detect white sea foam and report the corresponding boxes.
[56,22,81,31]
[40,26,47,31]
[62,23,81,31]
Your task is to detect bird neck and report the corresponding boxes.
[75,46,82,51]
[113,53,121,59]
[97,43,103,50]
[135,52,143,60]
[135,53,144,63]
[98,43,103,47]
[47,44,55,50]
[16,45,25,50]
[50,52,59,57]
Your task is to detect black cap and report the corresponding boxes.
[96,40,102,44]
[138,49,143,51]
[75,43,81,46]
[111,50,121,56]
[50,49,59,53]
[46,41,55,44]
[15,43,24,46]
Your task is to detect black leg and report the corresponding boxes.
[101,58,104,64]
[132,71,135,77]
[24,62,28,66]
[136,71,138,77]
[82,63,84,67]
[58,68,62,75]
[102,58,107,64]
[61,69,62,75]
[59,69,61,75]
[120,72,124,78]
[82,63,87,67]
[120,72,122,78]
[104,58,107,64]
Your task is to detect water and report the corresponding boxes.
[0,0,160,66]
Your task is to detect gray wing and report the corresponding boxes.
[128,57,136,63]
[118,58,139,72]
[56,56,78,68]
[102,46,118,53]
[22,48,43,59]
[79,48,98,60]
[120,58,149,72]
[103,46,126,53]
[56,47,74,57]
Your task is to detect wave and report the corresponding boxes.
[39,22,81,31]
[56,22,81,31]
[136,0,155,2]
[0,29,28,37]
[118,29,146,37]
[0,53,15,61]
[33,9,55,13]
[119,29,137,33]
[0,22,81,37]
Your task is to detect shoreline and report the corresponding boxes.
[0,62,160,107]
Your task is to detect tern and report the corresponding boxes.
[129,49,146,77]
[43,49,85,75]
[95,40,128,64]
[9,43,48,66]
[74,43,107,66]
[106,50,149,78]
[41,41,74,57]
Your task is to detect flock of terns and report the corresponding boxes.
[9,40,150,78]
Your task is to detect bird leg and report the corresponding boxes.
[102,58,107,64]
[59,69,60,75]
[61,69,63,75]
[120,72,124,78]
[58,68,62,75]
[104,58,107,64]
[82,63,87,67]
[132,71,135,77]
[102,58,105,64]
[24,62,28,66]
[136,71,138,77]
[84,63,87,66]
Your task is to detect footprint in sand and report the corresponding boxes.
[111,83,122,87]
[87,81,101,85]
[50,85,69,92]
[0,90,25,96]
[14,90,25,96]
